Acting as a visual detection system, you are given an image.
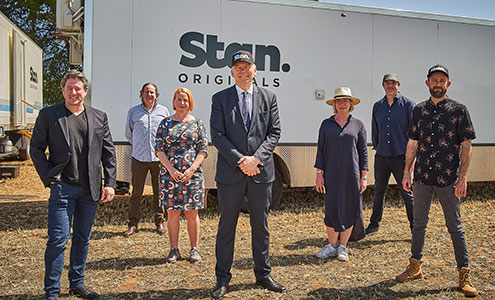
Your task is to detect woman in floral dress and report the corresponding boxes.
[155,87,208,263]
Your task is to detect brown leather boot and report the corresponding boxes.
[458,267,477,297]
[395,258,422,282]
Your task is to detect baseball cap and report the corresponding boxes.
[427,64,449,79]
[232,50,254,66]
[383,73,399,82]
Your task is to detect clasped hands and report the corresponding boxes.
[169,166,195,182]
[238,156,261,176]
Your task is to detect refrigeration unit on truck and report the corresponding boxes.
[56,0,495,207]
[0,10,43,160]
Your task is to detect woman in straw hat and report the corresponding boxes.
[314,87,368,261]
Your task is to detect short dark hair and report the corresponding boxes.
[60,69,89,89]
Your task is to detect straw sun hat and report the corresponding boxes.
[325,87,361,106]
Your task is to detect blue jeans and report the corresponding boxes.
[44,182,98,299]
[411,182,469,268]
[369,154,414,229]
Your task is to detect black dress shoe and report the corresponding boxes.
[69,286,100,299]
[124,226,137,237]
[365,225,379,235]
[256,275,286,293]
[211,282,228,299]
[156,223,165,235]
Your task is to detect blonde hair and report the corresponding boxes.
[172,87,194,111]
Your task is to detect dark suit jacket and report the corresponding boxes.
[30,102,117,201]
[210,85,281,184]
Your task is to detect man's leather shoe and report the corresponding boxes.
[124,226,137,237]
[211,282,228,299]
[256,275,286,293]
[156,223,165,235]
[69,286,100,299]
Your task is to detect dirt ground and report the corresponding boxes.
[0,160,494,299]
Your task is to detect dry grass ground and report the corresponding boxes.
[0,160,494,299]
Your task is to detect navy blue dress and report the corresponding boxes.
[315,115,368,241]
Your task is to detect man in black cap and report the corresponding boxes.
[366,73,415,235]
[209,50,284,298]
[395,64,477,297]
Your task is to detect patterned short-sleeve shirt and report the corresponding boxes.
[408,98,476,187]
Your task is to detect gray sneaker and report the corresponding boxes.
[166,248,181,263]
[316,244,338,258]
[336,244,349,261]
[190,248,202,263]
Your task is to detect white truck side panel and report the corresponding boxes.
[89,0,495,144]
[297,7,373,141]
[86,0,495,186]
[0,21,10,127]
[437,22,495,143]
[90,0,133,135]
[0,11,42,131]
[371,15,438,105]
[23,37,43,124]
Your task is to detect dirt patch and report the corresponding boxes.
[1,160,494,299]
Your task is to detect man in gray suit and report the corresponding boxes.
[30,69,116,300]
[210,50,284,299]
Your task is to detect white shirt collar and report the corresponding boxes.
[235,84,253,97]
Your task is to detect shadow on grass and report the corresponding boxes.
[234,253,336,270]
[0,295,40,300]
[0,194,38,201]
[0,199,48,231]
[350,238,411,250]
[284,237,411,251]
[91,230,128,240]
[84,257,166,271]
[99,283,258,299]
[304,279,451,300]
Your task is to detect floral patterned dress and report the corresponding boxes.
[155,116,208,210]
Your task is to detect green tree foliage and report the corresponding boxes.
[0,0,78,106]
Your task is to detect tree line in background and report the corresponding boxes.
[1,0,78,106]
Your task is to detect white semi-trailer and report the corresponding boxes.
[57,0,495,206]
[0,10,43,160]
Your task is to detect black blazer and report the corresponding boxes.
[210,85,281,184]
[30,102,116,200]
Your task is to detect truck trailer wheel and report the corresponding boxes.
[240,169,283,213]
[10,134,30,161]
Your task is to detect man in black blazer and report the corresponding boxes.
[30,70,116,300]
[210,51,284,299]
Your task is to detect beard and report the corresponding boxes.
[429,87,447,98]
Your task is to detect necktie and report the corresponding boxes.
[242,92,251,131]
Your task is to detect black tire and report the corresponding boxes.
[270,169,283,210]
[240,169,283,213]
[18,147,29,161]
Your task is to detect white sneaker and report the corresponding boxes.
[336,244,349,261]
[316,244,338,258]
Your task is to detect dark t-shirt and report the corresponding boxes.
[61,107,90,187]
